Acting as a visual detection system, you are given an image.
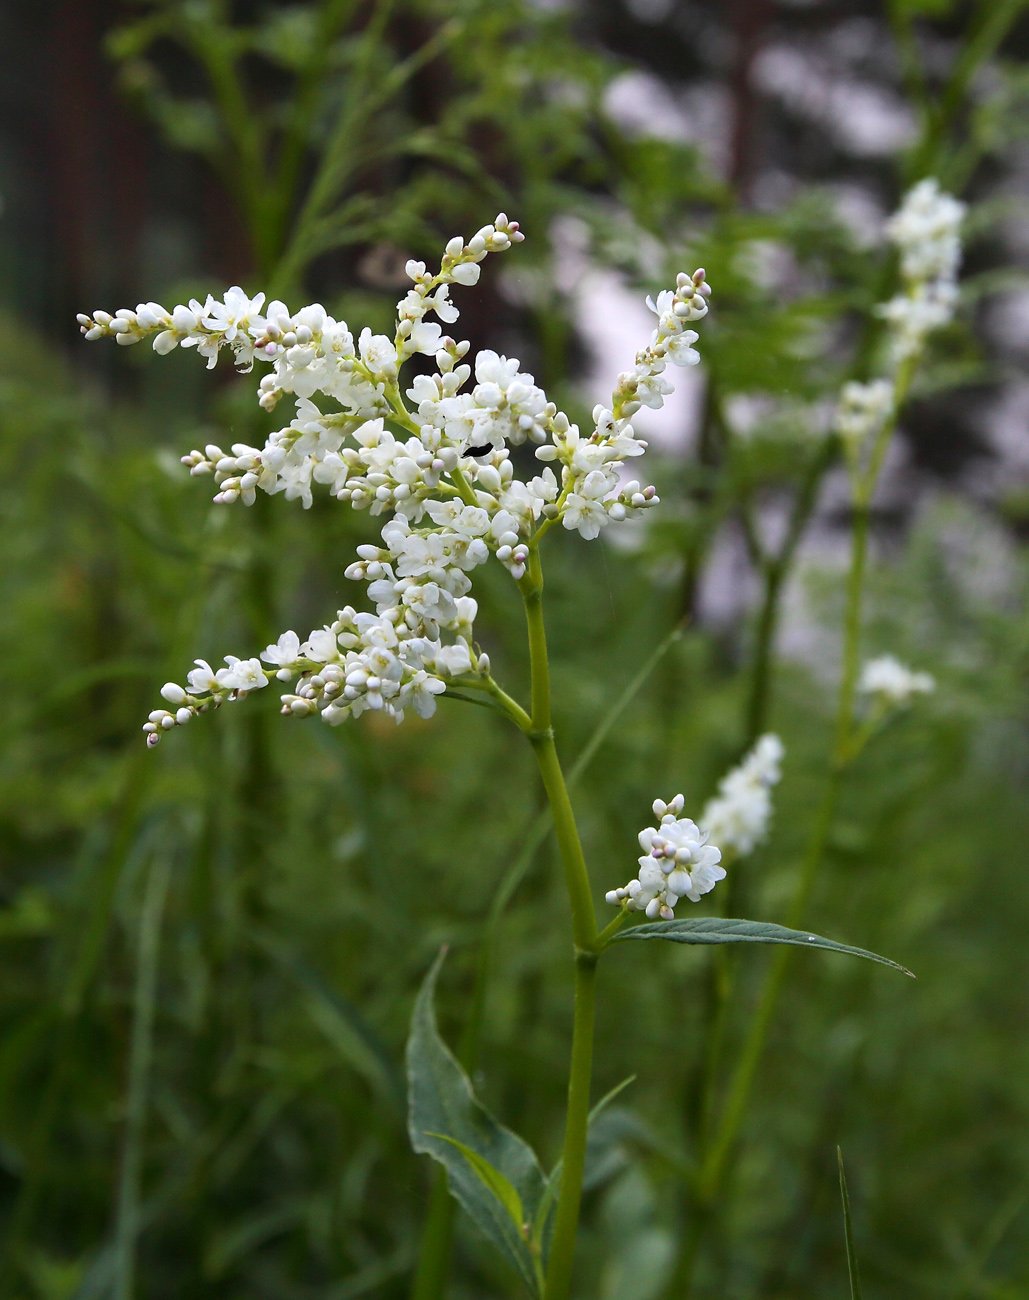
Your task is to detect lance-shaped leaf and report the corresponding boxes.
[407,951,546,1295]
[611,917,913,976]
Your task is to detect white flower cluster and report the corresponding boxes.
[80,216,711,744]
[834,379,894,464]
[857,655,935,706]
[145,583,482,745]
[878,178,965,365]
[613,271,711,416]
[833,179,964,466]
[700,733,784,859]
[605,795,725,921]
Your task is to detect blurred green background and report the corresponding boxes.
[1,1,1027,1297]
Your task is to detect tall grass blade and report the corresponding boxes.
[837,1146,863,1300]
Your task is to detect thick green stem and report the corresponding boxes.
[521,548,552,734]
[543,954,598,1300]
[521,549,597,953]
[530,733,598,956]
[517,544,599,1299]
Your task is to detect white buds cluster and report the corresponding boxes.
[612,268,710,420]
[606,794,725,921]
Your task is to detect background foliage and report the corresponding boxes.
[1,1,1027,1296]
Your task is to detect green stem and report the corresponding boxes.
[530,732,597,956]
[833,504,869,765]
[909,0,1026,183]
[743,558,785,744]
[543,954,598,1300]
[520,549,597,953]
[694,487,868,1202]
[516,544,599,1299]
[448,465,480,509]
[695,768,842,1204]
[186,10,270,271]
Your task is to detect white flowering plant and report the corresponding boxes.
[82,213,920,1298]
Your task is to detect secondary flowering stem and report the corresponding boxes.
[686,360,918,1271]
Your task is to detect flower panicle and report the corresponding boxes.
[876,178,965,367]
[79,217,713,745]
[832,178,964,473]
[699,733,784,860]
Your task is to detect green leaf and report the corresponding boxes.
[611,917,914,976]
[407,951,545,1295]
[425,1134,525,1229]
[837,1147,863,1300]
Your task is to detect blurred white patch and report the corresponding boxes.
[983,381,1029,479]
[755,44,916,156]
[604,70,693,142]
[987,291,1029,357]
[603,69,731,169]
[827,182,888,248]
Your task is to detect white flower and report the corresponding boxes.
[215,656,269,692]
[358,329,399,380]
[261,631,304,679]
[563,469,618,540]
[609,269,710,421]
[201,287,266,345]
[606,794,724,920]
[186,659,218,693]
[858,655,935,705]
[877,281,959,364]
